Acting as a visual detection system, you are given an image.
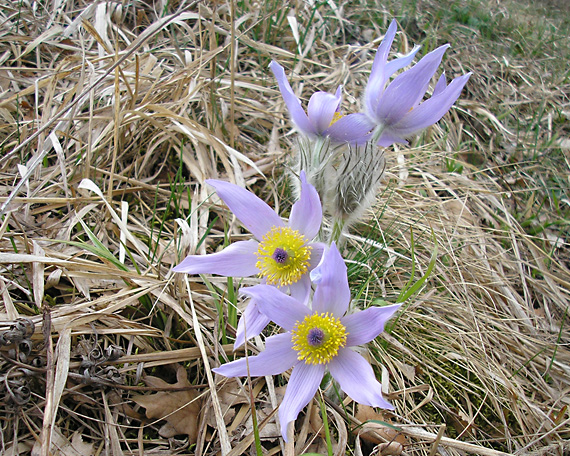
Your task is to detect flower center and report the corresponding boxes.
[272,247,289,264]
[329,111,344,127]
[255,226,312,286]
[307,328,325,346]
[291,313,347,365]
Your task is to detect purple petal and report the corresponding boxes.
[377,131,408,147]
[364,19,398,115]
[384,45,421,79]
[287,273,311,305]
[308,242,326,269]
[342,304,402,346]
[412,79,432,110]
[334,85,342,100]
[307,90,342,134]
[325,112,375,144]
[173,240,259,276]
[234,299,272,349]
[432,72,447,97]
[374,44,449,125]
[310,242,350,317]
[240,284,310,331]
[213,333,297,377]
[329,348,394,409]
[308,243,328,282]
[206,180,284,240]
[270,61,316,136]
[288,242,324,304]
[289,171,322,240]
[279,362,325,441]
[390,72,471,137]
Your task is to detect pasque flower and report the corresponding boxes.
[174,171,325,348]
[343,19,471,147]
[213,243,401,441]
[270,61,369,143]
[270,60,375,231]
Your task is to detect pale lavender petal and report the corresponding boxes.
[279,362,325,441]
[311,242,350,317]
[270,61,316,136]
[329,348,394,409]
[309,242,325,264]
[213,333,297,377]
[240,284,310,331]
[377,131,408,147]
[173,240,259,276]
[206,179,284,240]
[364,19,398,114]
[287,273,311,305]
[374,44,449,125]
[342,304,402,346]
[390,72,471,137]
[384,45,421,79]
[309,243,328,283]
[286,241,324,305]
[307,91,342,134]
[289,170,322,240]
[334,85,342,99]
[325,113,374,144]
[433,72,447,97]
[307,242,326,274]
[412,80,432,110]
[234,300,271,349]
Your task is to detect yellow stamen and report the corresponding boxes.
[291,313,347,365]
[329,111,344,127]
[255,226,312,286]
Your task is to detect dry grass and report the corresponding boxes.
[0,0,568,455]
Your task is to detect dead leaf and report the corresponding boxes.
[215,379,283,439]
[206,378,250,427]
[355,405,407,455]
[132,365,201,442]
[450,407,475,436]
[5,442,33,456]
[108,390,144,421]
[32,428,95,456]
[305,439,329,455]
[244,407,280,439]
[309,400,324,437]
[306,401,348,455]
[400,362,416,382]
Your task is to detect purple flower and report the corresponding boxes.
[343,20,471,147]
[270,61,368,143]
[213,243,401,441]
[173,171,324,348]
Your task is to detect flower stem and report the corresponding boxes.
[227,276,237,328]
[251,401,263,456]
[371,124,385,144]
[330,218,345,245]
[244,336,263,456]
[319,391,334,456]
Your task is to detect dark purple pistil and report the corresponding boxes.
[307,328,325,347]
[272,247,289,264]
